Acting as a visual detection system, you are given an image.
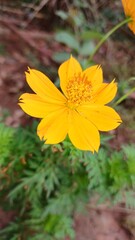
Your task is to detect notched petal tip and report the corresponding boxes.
[25,67,37,76]
[97,65,102,70]
[18,100,24,104]
[115,116,122,127]
[25,67,31,75]
[118,118,122,124]
[37,132,45,141]
[18,95,24,103]
[37,128,44,140]
[18,103,23,108]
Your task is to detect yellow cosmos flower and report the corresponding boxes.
[122,0,135,34]
[19,56,122,152]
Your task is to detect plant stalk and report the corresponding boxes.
[89,17,132,62]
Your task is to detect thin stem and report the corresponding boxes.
[113,87,135,106]
[89,17,132,62]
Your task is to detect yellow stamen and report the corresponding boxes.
[66,73,92,107]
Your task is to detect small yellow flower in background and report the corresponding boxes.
[19,56,122,152]
[122,0,135,34]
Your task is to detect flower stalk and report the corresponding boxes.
[89,17,132,62]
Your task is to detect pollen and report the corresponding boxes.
[66,73,92,106]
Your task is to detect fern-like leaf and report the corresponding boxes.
[0,122,14,165]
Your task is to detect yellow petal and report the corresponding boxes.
[122,0,135,34]
[82,65,103,86]
[91,80,117,104]
[26,68,66,102]
[122,0,128,11]
[68,110,100,152]
[19,93,65,118]
[122,0,135,13]
[128,17,135,34]
[37,107,68,144]
[58,55,82,97]
[78,104,122,131]
[128,0,135,11]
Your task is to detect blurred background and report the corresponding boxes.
[0,0,135,240]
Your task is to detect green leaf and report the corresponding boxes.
[125,191,135,208]
[55,10,68,20]
[81,30,103,40]
[0,122,14,165]
[123,145,135,175]
[80,41,95,56]
[55,31,79,51]
[52,52,70,63]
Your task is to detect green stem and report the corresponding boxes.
[113,87,135,106]
[89,17,132,62]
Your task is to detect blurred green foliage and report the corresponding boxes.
[0,121,135,239]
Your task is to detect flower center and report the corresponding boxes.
[66,73,92,108]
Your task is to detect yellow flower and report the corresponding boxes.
[122,0,135,34]
[19,56,122,152]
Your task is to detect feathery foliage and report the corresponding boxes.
[0,123,14,166]
[0,121,135,239]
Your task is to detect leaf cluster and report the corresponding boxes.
[82,145,135,207]
[0,121,135,239]
[0,122,87,239]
